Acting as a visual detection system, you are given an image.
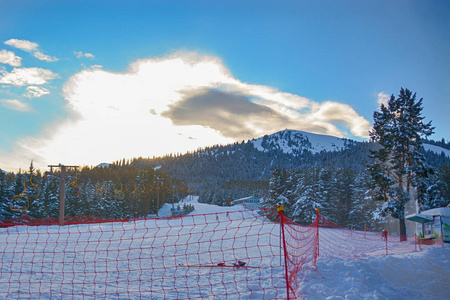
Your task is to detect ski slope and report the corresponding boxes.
[167,197,450,299]
[1,197,449,299]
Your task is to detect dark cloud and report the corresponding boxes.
[161,89,291,140]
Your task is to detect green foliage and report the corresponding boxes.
[266,166,379,229]
[0,164,185,219]
[368,88,434,237]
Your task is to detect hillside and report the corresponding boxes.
[1,129,448,227]
[135,130,372,182]
[132,129,448,203]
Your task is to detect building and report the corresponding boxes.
[406,206,450,243]
[230,196,261,209]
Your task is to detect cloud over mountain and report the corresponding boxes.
[0,52,371,170]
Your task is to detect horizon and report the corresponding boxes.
[2,128,448,174]
[0,128,350,172]
[1,1,449,172]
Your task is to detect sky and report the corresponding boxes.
[0,0,449,172]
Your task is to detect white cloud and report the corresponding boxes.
[34,51,58,62]
[377,92,390,107]
[25,86,50,98]
[0,50,22,66]
[4,39,38,52]
[4,39,58,62]
[74,51,95,59]
[0,52,371,170]
[0,99,31,112]
[0,67,58,86]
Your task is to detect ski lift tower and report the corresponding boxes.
[48,164,79,225]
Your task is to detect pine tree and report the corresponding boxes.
[292,167,321,224]
[418,163,450,210]
[368,88,434,240]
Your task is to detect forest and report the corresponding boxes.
[1,137,448,228]
[0,162,191,220]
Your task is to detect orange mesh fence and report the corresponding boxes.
[0,209,289,299]
[279,214,319,299]
[0,214,124,227]
[316,214,443,258]
[0,210,444,299]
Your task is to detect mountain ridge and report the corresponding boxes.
[250,129,354,155]
[130,129,448,204]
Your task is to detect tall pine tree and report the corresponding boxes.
[369,88,434,240]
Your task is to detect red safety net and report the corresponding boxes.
[316,214,443,258]
[0,214,123,228]
[0,210,443,299]
[0,209,288,299]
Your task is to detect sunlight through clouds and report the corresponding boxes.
[1,52,371,170]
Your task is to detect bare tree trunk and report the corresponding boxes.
[399,218,407,241]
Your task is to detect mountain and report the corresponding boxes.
[130,130,371,202]
[131,129,449,205]
[251,129,353,155]
[145,129,373,178]
[423,143,450,158]
[1,129,448,225]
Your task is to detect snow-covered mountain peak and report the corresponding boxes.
[251,129,351,155]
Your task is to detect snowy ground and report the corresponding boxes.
[166,198,450,299]
[1,197,449,299]
[298,245,449,299]
[162,197,450,299]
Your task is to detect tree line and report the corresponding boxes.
[0,162,190,220]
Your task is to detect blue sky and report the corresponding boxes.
[0,0,449,171]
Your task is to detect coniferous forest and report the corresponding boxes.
[1,130,449,228]
[0,162,190,220]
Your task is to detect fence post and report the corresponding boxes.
[278,208,291,300]
[59,166,66,225]
[316,208,320,262]
[414,233,417,251]
[383,229,388,255]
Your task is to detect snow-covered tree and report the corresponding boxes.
[418,163,450,210]
[369,88,434,240]
[292,167,321,224]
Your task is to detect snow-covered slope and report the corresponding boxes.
[251,129,351,155]
[299,245,449,299]
[2,198,448,299]
[251,129,450,158]
[166,198,450,300]
[423,143,450,158]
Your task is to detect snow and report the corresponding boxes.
[95,163,110,168]
[420,206,450,218]
[423,143,450,158]
[144,198,450,299]
[252,130,450,158]
[299,246,450,299]
[157,195,247,217]
[251,129,349,154]
[298,131,348,153]
[1,197,449,299]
